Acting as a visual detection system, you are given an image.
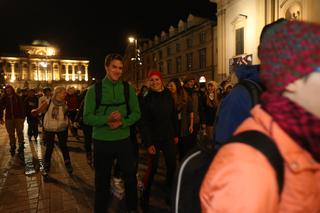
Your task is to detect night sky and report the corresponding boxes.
[0,0,216,76]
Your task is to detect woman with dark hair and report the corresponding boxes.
[167,78,193,161]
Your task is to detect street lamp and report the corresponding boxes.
[128,36,139,87]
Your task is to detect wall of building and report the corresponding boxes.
[212,0,320,82]
[138,14,217,87]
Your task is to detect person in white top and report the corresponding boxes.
[32,86,72,176]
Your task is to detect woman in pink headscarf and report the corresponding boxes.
[200,20,320,212]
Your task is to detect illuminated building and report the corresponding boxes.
[211,0,320,81]
[0,40,90,90]
[124,14,217,87]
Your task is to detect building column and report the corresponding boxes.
[65,64,69,81]
[84,64,88,81]
[72,64,75,81]
[216,8,227,82]
[9,62,15,82]
[78,65,82,81]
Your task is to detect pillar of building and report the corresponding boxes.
[84,64,88,81]
[9,62,15,82]
[78,65,82,81]
[217,8,227,82]
[65,64,69,81]
[72,64,76,81]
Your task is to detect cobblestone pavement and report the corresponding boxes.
[0,123,172,213]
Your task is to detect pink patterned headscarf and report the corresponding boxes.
[259,20,320,162]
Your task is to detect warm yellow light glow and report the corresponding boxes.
[128,37,135,43]
[199,76,206,83]
[40,62,47,68]
[47,48,55,56]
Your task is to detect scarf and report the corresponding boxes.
[261,92,320,162]
[51,99,67,120]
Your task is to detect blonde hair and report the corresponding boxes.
[206,80,219,107]
[53,86,66,99]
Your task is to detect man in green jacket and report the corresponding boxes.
[83,53,141,213]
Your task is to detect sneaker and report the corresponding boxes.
[42,161,50,176]
[111,177,125,199]
[41,167,49,177]
[65,161,73,174]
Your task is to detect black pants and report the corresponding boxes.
[27,117,39,139]
[142,140,176,203]
[94,137,137,212]
[82,124,93,153]
[44,130,70,168]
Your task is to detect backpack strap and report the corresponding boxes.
[225,130,284,194]
[123,81,130,118]
[95,80,102,113]
[238,79,264,107]
[95,80,130,117]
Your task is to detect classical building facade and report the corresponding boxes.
[125,14,217,88]
[211,0,320,81]
[0,40,90,90]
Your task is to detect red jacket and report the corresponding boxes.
[66,94,79,111]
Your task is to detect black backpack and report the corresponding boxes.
[173,130,284,213]
[237,79,265,107]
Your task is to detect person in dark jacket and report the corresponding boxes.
[0,84,26,159]
[140,70,179,212]
[74,88,93,165]
[24,88,39,142]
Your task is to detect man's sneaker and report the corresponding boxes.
[41,167,49,177]
[65,162,73,174]
[111,177,125,199]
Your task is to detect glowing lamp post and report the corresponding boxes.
[128,36,139,87]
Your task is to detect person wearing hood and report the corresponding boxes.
[200,20,320,213]
[140,70,178,212]
[214,64,261,149]
[0,84,26,159]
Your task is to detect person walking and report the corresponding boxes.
[0,84,25,159]
[32,86,73,176]
[83,53,141,213]
[24,88,39,142]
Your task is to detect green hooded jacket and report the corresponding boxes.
[83,77,140,141]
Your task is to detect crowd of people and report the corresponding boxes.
[0,19,319,213]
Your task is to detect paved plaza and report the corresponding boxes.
[0,123,171,213]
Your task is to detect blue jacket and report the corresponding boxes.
[214,65,260,149]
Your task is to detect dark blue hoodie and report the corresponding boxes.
[214,64,260,150]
